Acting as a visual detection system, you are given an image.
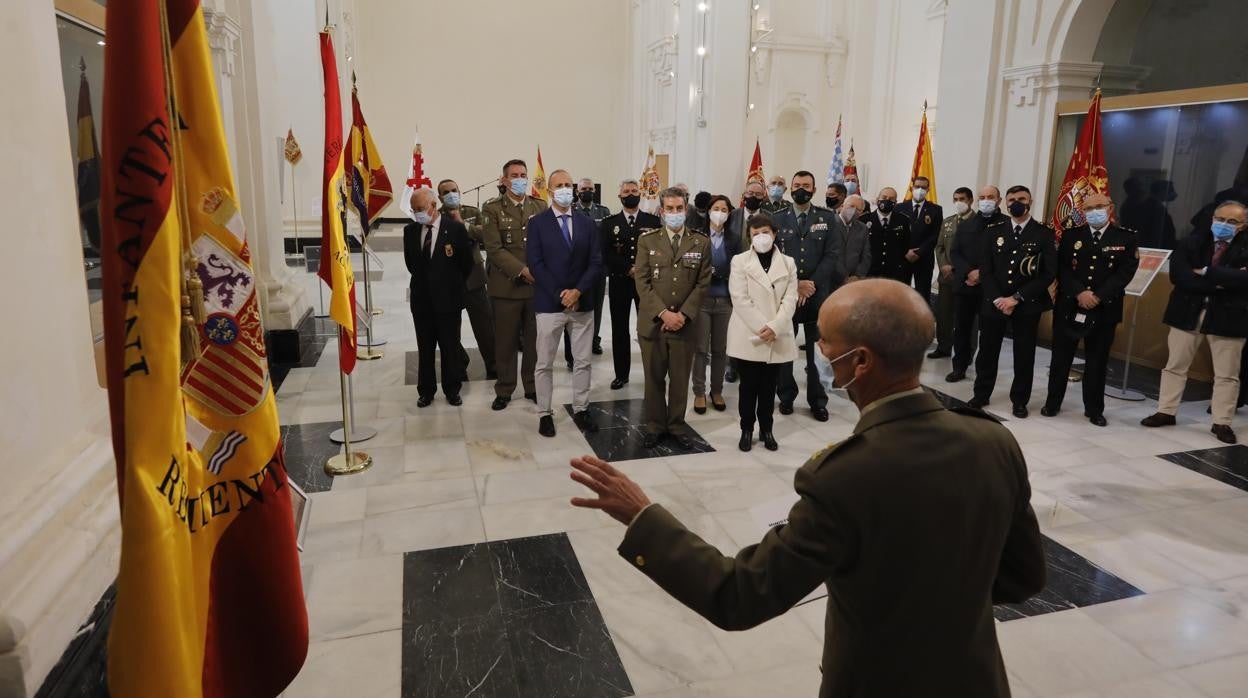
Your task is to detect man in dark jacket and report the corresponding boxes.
[1041,193,1139,426]
[569,279,1045,698]
[1142,200,1248,444]
[863,187,911,282]
[895,175,944,302]
[947,186,1008,382]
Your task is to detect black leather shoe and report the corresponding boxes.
[525,392,537,403]
[447,395,462,406]
[538,415,556,437]
[811,407,829,422]
[760,431,779,451]
[491,396,510,411]
[641,432,661,449]
[1012,404,1029,419]
[946,370,966,383]
[724,369,738,384]
[739,431,752,451]
[1040,405,1059,418]
[486,370,498,380]
[417,395,433,408]
[968,396,989,409]
[573,411,599,433]
[1087,414,1108,427]
[610,378,628,390]
[927,349,951,359]
[1212,424,1238,444]
[779,402,794,415]
[1140,412,1176,428]
[671,433,694,449]
[592,340,603,355]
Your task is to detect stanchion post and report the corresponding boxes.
[330,371,377,443]
[324,342,373,476]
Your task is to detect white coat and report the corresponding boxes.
[725,249,799,364]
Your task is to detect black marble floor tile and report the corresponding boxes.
[269,314,335,393]
[564,399,714,462]
[405,349,490,386]
[279,421,339,493]
[35,585,114,698]
[403,533,633,698]
[993,536,1144,621]
[1158,444,1248,492]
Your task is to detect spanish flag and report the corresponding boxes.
[904,101,938,204]
[530,145,551,203]
[101,1,308,697]
[319,26,358,374]
[345,75,392,234]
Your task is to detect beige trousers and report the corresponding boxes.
[1157,312,1246,425]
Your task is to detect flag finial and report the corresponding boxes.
[923,99,928,112]
[78,56,86,73]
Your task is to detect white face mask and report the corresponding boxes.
[912,187,927,202]
[709,210,729,227]
[954,200,969,215]
[552,187,575,208]
[751,232,774,253]
[839,207,858,224]
[978,199,998,216]
[412,209,433,226]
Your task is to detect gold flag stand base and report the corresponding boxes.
[358,348,384,360]
[325,451,372,476]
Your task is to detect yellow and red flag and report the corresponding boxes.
[530,145,550,202]
[1052,89,1110,239]
[319,26,357,374]
[904,102,938,203]
[640,144,660,213]
[75,62,102,253]
[100,1,308,696]
[345,76,392,234]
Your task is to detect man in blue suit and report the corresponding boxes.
[527,169,605,437]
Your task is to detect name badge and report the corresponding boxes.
[444,243,454,257]
[811,223,828,232]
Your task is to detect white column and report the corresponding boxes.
[934,0,1007,195]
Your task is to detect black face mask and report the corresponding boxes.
[791,189,813,205]
[743,196,762,211]
[620,194,641,210]
[826,197,841,209]
[1008,201,1030,218]
[877,200,896,214]
[578,191,595,205]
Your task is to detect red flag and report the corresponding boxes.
[345,80,393,232]
[319,28,357,374]
[1051,89,1110,240]
[742,139,764,205]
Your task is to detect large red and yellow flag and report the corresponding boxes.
[904,102,938,203]
[319,27,357,374]
[1052,89,1110,239]
[639,144,660,213]
[345,77,392,234]
[746,138,765,188]
[100,2,308,696]
[75,63,102,253]
[530,145,550,202]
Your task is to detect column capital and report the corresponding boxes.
[202,6,242,77]
[1002,60,1151,107]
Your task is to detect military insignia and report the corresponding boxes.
[649,249,656,255]
[444,243,454,257]
[505,233,513,244]
[481,214,490,225]
[1075,240,1083,250]
[924,215,932,225]
[996,236,1004,247]
[613,225,620,235]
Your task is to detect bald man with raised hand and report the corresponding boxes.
[570,279,1046,698]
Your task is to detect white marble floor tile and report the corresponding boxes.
[298,518,364,565]
[1052,671,1204,698]
[1102,502,1248,582]
[465,435,541,476]
[282,629,400,698]
[1055,520,1214,593]
[477,466,588,506]
[708,610,822,674]
[401,438,473,481]
[567,525,661,599]
[1175,653,1248,698]
[363,477,478,517]
[328,444,406,491]
[997,609,1160,695]
[636,659,823,697]
[1084,590,1248,669]
[304,554,402,642]
[359,504,485,556]
[479,493,614,540]
[306,488,367,527]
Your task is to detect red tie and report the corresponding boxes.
[1212,240,1229,267]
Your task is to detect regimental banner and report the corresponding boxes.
[345,80,393,232]
[640,145,660,214]
[1052,89,1110,240]
[76,66,102,253]
[904,102,938,204]
[826,115,844,186]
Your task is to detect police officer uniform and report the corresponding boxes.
[634,224,713,445]
[442,202,497,381]
[601,208,661,387]
[1043,224,1139,423]
[772,204,840,420]
[863,208,912,282]
[563,199,612,363]
[895,198,944,302]
[480,193,548,408]
[972,217,1058,413]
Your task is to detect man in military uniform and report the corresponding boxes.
[1041,193,1139,426]
[601,179,660,389]
[895,175,944,303]
[481,158,548,411]
[634,187,712,448]
[863,187,911,282]
[562,177,612,364]
[930,187,976,359]
[947,186,1008,382]
[773,170,839,421]
[764,174,790,214]
[438,179,496,381]
[971,185,1058,417]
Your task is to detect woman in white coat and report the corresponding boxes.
[726,213,799,451]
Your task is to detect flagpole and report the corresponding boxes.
[357,228,387,356]
[325,365,372,475]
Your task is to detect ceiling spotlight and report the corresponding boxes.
[749,103,755,110]
[750,45,757,53]
[697,46,707,56]
[669,70,675,77]
[697,2,708,11]
[753,3,760,10]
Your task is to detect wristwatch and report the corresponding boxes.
[1011,293,1024,302]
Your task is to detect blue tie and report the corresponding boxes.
[559,214,572,247]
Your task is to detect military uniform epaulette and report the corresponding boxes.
[689,228,709,237]
[804,434,863,471]
[638,227,662,236]
[483,195,502,206]
[1117,225,1138,234]
[986,219,1007,227]
[949,404,1004,423]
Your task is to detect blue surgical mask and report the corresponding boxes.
[663,212,686,230]
[978,199,998,216]
[1212,220,1237,241]
[552,187,575,208]
[441,191,460,208]
[815,346,861,398]
[768,184,784,201]
[509,178,529,196]
[845,181,858,195]
[412,210,433,226]
[1085,208,1109,229]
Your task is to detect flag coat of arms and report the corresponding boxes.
[640,145,660,213]
[826,115,844,185]
[319,26,358,375]
[530,145,550,203]
[904,103,938,203]
[100,1,307,696]
[1052,89,1110,240]
[345,80,392,233]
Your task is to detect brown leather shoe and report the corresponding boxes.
[711,394,727,411]
[1140,412,1177,428]
[693,396,707,414]
[1212,424,1238,444]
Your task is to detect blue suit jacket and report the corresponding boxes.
[526,207,604,314]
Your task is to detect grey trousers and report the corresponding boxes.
[535,310,593,417]
[692,295,732,397]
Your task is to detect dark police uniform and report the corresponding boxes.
[973,218,1058,409]
[601,209,661,384]
[442,202,496,380]
[949,211,1009,374]
[762,198,791,215]
[772,205,839,416]
[634,225,712,439]
[863,209,912,283]
[895,198,944,302]
[480,193,548,403]
[1043,223,1139,420]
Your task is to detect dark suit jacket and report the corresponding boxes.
[951,212,1009,294]
[525,207,604,314]
[404,216,474,313]
[619,391,1045,698]
[895,199,944,257]
[600,210,661,276]
[1056,224,1139,326]
[1163,229,1248,337]
[981,219,1057,317]
[863,210,911,281]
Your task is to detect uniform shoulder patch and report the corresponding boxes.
[804,434,863,471]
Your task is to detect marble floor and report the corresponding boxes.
[40,223,1248,697]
